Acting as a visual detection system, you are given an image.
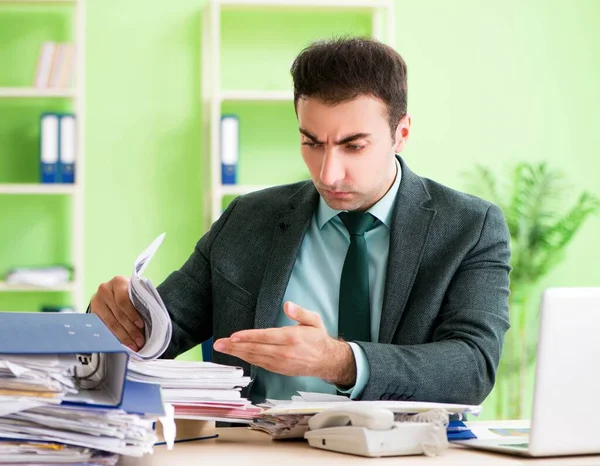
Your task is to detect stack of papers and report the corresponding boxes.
[0,403,156,458]
[0,354,79,401]
[251,392,481,439]
[128,359,261,423]
[0,442,118,465]
[5,266,70,288]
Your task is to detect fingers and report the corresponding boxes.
[284,301,323,328]
[223,350,278,373]
[106,283,145,349]
[230,327,294,345]
[112,278,144,330]
[91,277,145,351]
[213,339,280,371]
[215,339,278,357]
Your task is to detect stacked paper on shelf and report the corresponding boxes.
[251,392,481,440]
[128,359,260,423]
[5,266,70,288]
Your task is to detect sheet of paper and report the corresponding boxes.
[127,233,172,361]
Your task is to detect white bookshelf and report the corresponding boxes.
[0,281,75,292]
[0,0,75,3]
[0,0,85,312]
[0,183,76,194]
[218,184,275,196]
[0,88,77,98]
[202,0,395,226]
[220,90,293,102]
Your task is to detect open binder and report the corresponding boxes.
[0,312,129,408]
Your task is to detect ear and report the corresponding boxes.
[393,113,412,153]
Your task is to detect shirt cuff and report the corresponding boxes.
[336,342,370,399]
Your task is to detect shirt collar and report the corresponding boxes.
[317,158,402,229]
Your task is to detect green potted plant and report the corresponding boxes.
[464,162,600,419]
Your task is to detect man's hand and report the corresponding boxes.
[213,301,357,387]
[90,276,145,352]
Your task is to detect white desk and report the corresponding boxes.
[120,427,600,465]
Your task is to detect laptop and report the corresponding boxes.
[454,287,600,457]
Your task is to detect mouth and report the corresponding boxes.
[323,189,353,198]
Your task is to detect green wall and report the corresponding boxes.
[1,0,599,416]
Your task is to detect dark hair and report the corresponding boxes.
[290,37,407,137]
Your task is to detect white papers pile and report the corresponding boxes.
[0,442,118,465]
[0,354,160,462]
[5,266,70,288]
[0,404,156,459]
[251,392,481,439]
[127,233,172,361]
[0,354,79,402]
[128,360,261,423]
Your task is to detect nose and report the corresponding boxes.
[319,148,344,187]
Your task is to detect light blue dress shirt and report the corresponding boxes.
[252,160,402,402]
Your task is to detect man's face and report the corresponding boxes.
[296,95,410,212]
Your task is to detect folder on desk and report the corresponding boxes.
[0,312,129,409]
[120,379,165,417]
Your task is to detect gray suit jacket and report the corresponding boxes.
[158,156,511,405]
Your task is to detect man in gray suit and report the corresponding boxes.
[91,38,511,405]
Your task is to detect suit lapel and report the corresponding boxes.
[253,182,319,331]
[379,157,437,343]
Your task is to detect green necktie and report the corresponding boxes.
[338,211,379,342]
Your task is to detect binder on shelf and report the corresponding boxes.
[220,114,239,185]
[0,312,129,409]
[59,113,76,183]
[40,113,59,183]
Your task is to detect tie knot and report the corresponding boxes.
[338,211,379,236]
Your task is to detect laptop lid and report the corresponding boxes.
[529,287,600,456]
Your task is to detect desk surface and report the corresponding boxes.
[120,427,600,465]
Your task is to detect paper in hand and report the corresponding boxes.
[128,233,173,360]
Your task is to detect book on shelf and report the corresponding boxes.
[34,41,75,89]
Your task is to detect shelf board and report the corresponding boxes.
[0,0,76,3]
[0,184,76,195]
[0,281,75,292]
[218,184,274,195]
[0,88,76,98]
[220,90,293,102]
[219,0,391,9]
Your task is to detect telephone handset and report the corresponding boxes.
[304,405,448,457]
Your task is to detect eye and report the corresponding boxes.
[346,144,365,152]
[302,142,322,149]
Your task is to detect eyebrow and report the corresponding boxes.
[299,128,371,145]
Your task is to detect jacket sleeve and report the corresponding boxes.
[356,204,511,405]
[157,198,240,359]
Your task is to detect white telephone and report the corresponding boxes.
[303,405,448,458]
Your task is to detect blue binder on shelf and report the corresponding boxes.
[0,312,129,409]
[40,113,60,183]
[220,114,239,184]
[58,113,76,183]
